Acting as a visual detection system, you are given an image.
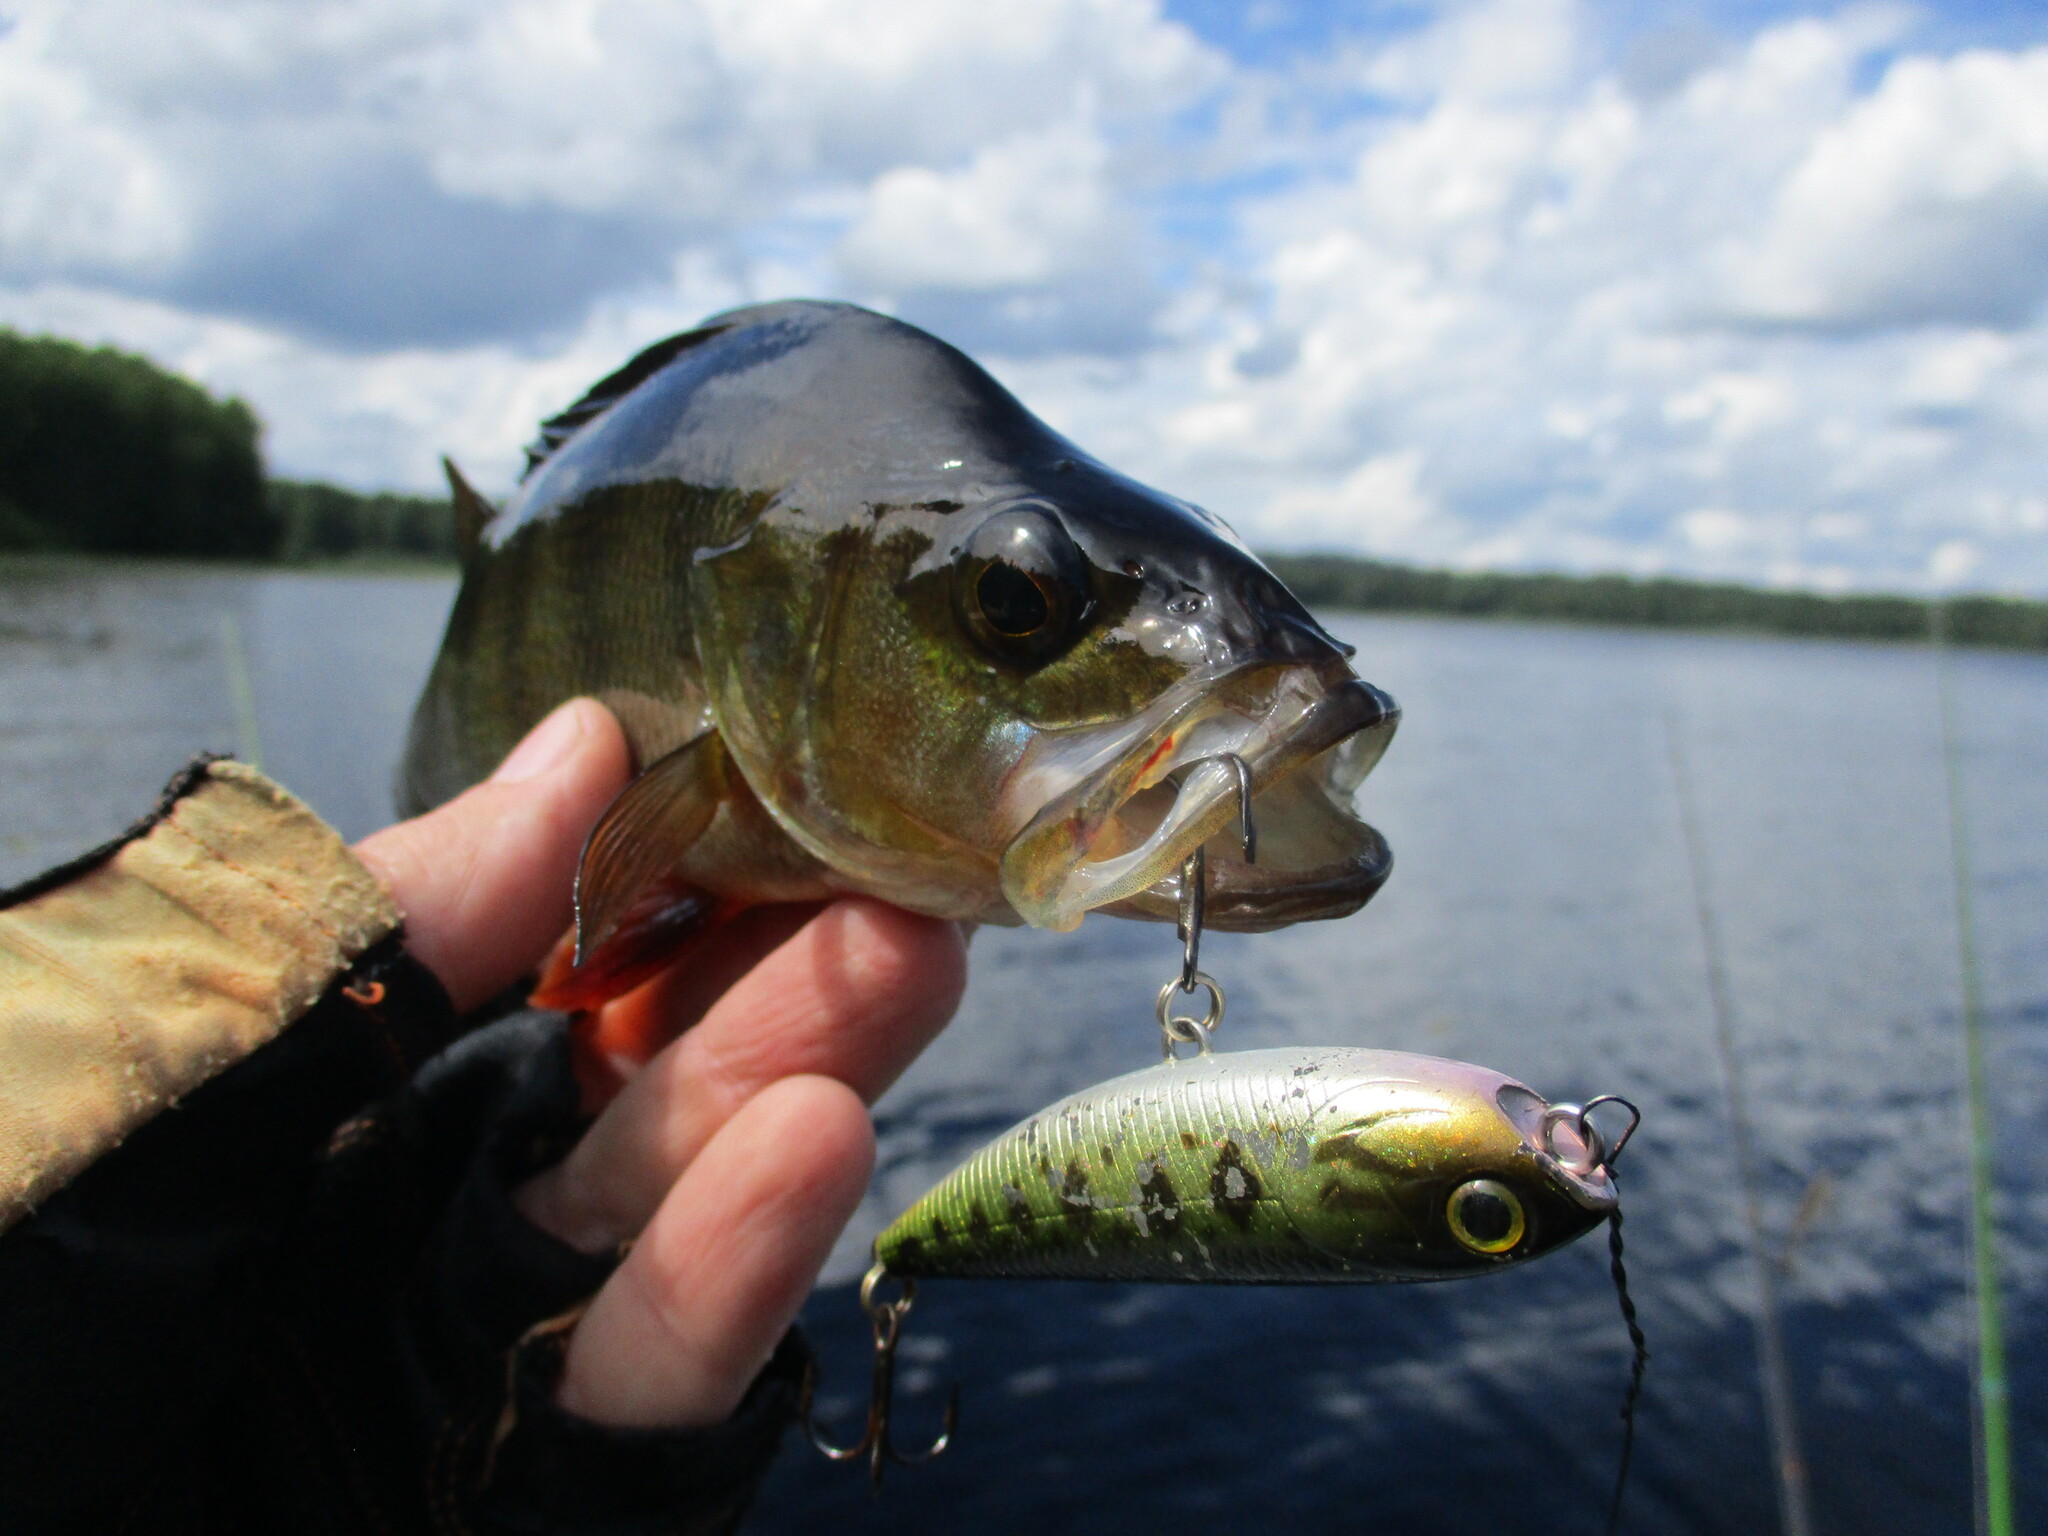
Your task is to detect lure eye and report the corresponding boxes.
[957,506,1092,665]
[1446,1178,1525,1255]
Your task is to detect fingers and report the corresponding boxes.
[518,899,966,1254]
[555,1074,874,1428]
[353,699,631,1012]
[577,902,826,1082]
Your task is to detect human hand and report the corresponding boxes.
[353,699,968,1430]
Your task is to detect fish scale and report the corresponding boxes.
[876,1047,1613,1284]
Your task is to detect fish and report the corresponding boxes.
[875,1046,1616,1282]
[401,300,1400,1017]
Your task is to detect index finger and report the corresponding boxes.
[517,898,967,1255]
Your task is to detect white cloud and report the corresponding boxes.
[1680,507,1758,555]
[1005,0,2048,593]
[1259,449,1442,550]
[839,121,1120,291]
[1,0,2045,593]
[1663,373,1797,445]
[0,253,754,492]
[1897,329,2012,406]
[1363,0,1581,105]
[0,9,185,273]
[0,0,1219,345]
[1928,537,1980,584]
[1723,45,2048,328]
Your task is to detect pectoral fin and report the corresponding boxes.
[574,730,731,964]
[528,731,738,1015]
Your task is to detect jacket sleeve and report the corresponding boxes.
[0,757,806,1536]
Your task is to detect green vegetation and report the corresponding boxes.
[0,330,271,557]
[267,479,457,563]
[1264,553,2048,652]
[0,329,457,566]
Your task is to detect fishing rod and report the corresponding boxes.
[1665,712,1814,1536]
[216,609,265,773]
[1932,602,2014,1536]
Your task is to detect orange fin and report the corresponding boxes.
[535,871,737,1014]
[572,730,730,967]
[539,878,749,1109]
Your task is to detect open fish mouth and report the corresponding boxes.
[998,663,1399,931]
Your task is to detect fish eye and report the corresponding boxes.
[957,507,1092,665]
[1446,1178,1525,1255]
[977,562,1049,635]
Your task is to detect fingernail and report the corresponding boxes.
[491,701,587,784]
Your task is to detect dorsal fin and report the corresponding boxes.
[442,457,496,560]
[521,324,732,480]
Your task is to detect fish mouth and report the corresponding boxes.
[998,662,1398,932]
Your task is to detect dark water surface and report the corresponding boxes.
[2,567,2042,1534]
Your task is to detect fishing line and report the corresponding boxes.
[1933,602,2014,1536]
[216,609,265,773]
[1602,1202,1648,1536]
[1666,713,1814,1536]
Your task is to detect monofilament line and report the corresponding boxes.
[1933,602,2014,1536]
[217,609,265,773]
[1666,712,1814,1536]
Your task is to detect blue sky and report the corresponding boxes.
[2,0,2045,592]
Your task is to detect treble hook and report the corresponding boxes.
[1175,753,1257,994]
[801,1262,958,1490]
[1222,751,1257,867]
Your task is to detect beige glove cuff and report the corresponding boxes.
[0,759,402,1232]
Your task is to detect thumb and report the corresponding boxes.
[354,699,632,1012]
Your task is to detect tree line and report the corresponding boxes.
[1263,555,2048,652]
[2,327,2042,648]
[0,330,456,562]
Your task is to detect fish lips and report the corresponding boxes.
[1106,818,1393,932]
[998,667,1399,931]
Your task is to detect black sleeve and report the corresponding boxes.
[0,940,807,1536]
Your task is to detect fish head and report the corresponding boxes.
[665,301,1395,930]
[970,474,1398,932]
[1285,1052,1616,1278]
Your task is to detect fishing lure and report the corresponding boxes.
[802,1000,1642,1490]
[806,809,1648,1524]
[876,1042,1617,1284]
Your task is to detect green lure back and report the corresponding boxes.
[876,1047,1615,1284]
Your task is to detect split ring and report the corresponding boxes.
[1157,973,1224,1059]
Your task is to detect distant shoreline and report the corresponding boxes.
[5,537,2043,654]
[1264,553,2048,653]
[0,549,458,579]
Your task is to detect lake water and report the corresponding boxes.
[2,565,2042,1535]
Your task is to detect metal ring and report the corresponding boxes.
[1577,1095,1641,1167]
[859,1261,915,1320]
[1156,973,1224,1060]
[1541,1104,1604,1174]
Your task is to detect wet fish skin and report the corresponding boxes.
[876,1048,1614,1283]
[403,301,1398,961]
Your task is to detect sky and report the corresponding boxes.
[3,0,2046,593]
